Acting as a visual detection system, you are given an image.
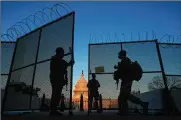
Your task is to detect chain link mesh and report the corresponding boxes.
[3,12,74,111]
[122,41,161,71]
[159,44,181,75]
[37,13,73,62]
[1,42,16,74]
[1,42,16,103]
[1,42,16,88]
[12,31,40,70]
[89,40,181,112]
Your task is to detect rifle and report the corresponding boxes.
[113,69,119,90]
[116,79,119,90]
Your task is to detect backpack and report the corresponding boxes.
[131,61,143,81]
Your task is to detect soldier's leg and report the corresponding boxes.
[121,89,130,114]
[118,81,123,113]
[128,94,149,114]
[119,81,133,114]
[94,94,99,111]
[122,100,129,113]
[118,87,128,114]
[60,95,65,111]
[54,86,63,110]
[128,94,142,104]
[49,84,63,116]
[50,83,57,112]
[118,94,122,112]
[89,94,93,111]
[118,93,128,115]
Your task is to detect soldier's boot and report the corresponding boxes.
[142,102,149,115]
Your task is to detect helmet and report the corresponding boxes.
[119,50,126,57]
[92,73,96,78]
[56,47,64,54]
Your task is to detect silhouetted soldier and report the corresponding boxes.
[49,47,74,116]
[40,93,49,111]
[114,50,149,115]
[80,94,84,111]
[87,73,100,113]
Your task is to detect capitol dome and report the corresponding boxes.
[73,70,88,100]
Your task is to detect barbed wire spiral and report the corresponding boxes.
[1,2,73,42]
[1,2,181,49]
[89,31,181,48]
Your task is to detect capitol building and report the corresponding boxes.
[72,71,118,110]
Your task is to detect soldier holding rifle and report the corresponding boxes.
[113,50,149,115]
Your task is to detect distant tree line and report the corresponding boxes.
[148,76,181,91]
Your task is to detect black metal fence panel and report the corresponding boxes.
[1,42,16,88]
[1,42,16,74]
[159,44,181,76]
[88,40,181,113]
[2,12,75,112]
[12,31,40,71]
[1,42,16,104]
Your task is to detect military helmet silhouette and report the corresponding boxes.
[56,47,64,54]
[119,50,126,57]
[92,73,96,78]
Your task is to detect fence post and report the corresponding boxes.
[155,40,178,114]
[155,40,168,90]
[68,12,75,116]
[29,29,42,110]
[88,44,90,115]
[99,94,103,112]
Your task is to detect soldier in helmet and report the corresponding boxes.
[87,73,101,113]
[114,50,149,115]
[49,47,74,116]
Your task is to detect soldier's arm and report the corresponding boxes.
[114,65,118,69]
[67,59,75,66]
[50,57,54,71]
[97,81,100,88]
[87,80,92,88]
[63,60,69,70]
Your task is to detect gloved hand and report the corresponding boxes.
[65,80,68,85]
[71,59,75,65]
[114,65,118,69]
[69,59,75,66]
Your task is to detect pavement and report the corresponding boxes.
[2,110,181,120]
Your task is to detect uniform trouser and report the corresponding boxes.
[118,81,143,113]
[89,91,99,110]
[50,79,63,112]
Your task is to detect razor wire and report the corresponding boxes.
[89,31,181,48]
[1,2,73,42]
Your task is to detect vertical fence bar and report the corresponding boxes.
[155,39,177,114]
[1,40,18,114]
[29,29,42,110]
[69,12,75,116]
[121,42,123,51]
[87,44,90,115]
[155,40,168,91]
